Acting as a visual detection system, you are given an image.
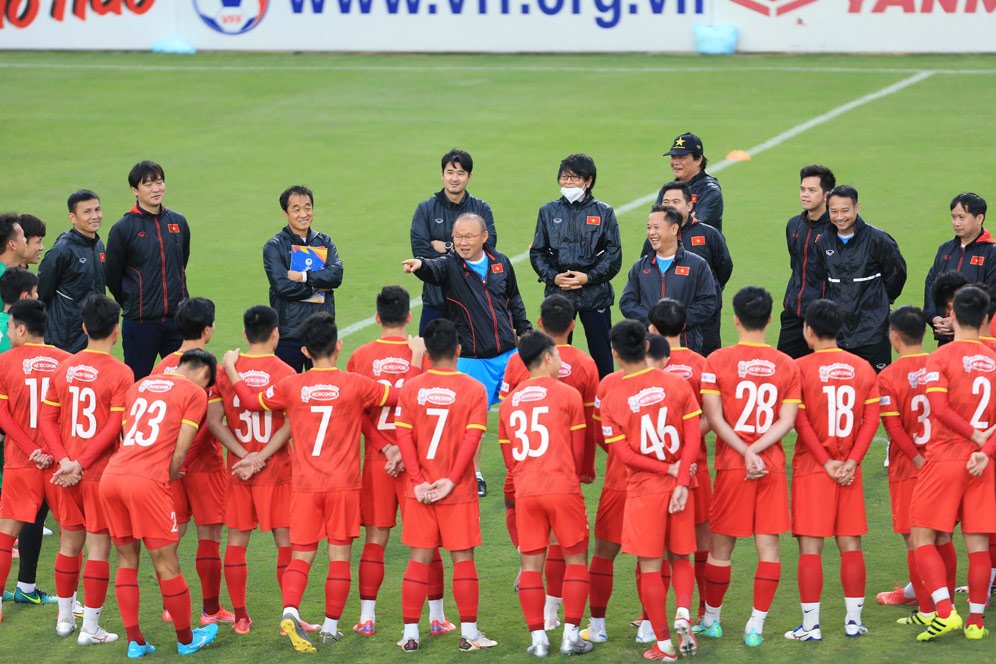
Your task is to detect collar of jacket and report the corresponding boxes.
[457,249,498,271]
[799,209,830,226]
[129,202,168,218]
[687,170,710,187]
[644,243,687,268]
[281,225,316,244]
[558,192,594,208]
[66,228,100,246]
[834,216,867,243]
[434,189,470,209]
[954,227,996,247]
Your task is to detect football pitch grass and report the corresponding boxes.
[1,50,996,661]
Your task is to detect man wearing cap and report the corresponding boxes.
[656,132,724,234]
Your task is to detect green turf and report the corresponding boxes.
[1,51,995,662]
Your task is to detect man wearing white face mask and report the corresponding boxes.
[530,154,622,378]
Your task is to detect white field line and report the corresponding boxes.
[339,70,933,339]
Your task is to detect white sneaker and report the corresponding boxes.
[635,625,656,644]
[78,626,119,645]
[579,626,608,643]
[56,619,77,637]
[560,632,593,655]
[72,600,84,618]
[527,641,549,657]
[674,616,697,656]
[42,527,54,537]
[784,624,822,641]
[544,616,561,631]
[844,621,868,637]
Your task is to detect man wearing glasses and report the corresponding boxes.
[530,154,622,378]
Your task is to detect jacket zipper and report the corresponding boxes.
[796,223,814,316]
[153,216,169,321]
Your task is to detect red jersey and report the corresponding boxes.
[346,336,425,459]
[701,343,802,472]
[43,350,134,480]
[599,367,701,497]
[395,369,488,504]
[498,376,586,499]
[878,353,931,483]
[794,349,880,475]
[104,373,208,483]
[0,343,71,469]
[593,371,626,491]
[258,367,390,493]
[663,346,708,466]
[923,340,996,461]
[153,351,224,472]
[980,336,996,353]
[214,353,296,485]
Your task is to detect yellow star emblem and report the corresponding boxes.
[674,137,686,147]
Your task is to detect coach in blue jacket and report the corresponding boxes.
[530,154,621,377]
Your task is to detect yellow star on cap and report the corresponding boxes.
[674,137,686,147]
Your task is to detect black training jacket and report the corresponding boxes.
[806,217,907,349]
[414,250,531,359]
[782,209,832,317]
[106,204,190,322]
[410,190,497,310]
[619,245,718,353]
[37,229,107,352]
[263,226,344,341]
[923,229,996,323]
[641,219,732,294]
[656,171,724,233]
[530,194,622,312]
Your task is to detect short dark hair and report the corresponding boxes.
[0,213,19,248]
[376,286,410,327]
[299,312,338,359]
[799,164,836,193]
[9,298,46,337]
[932,271,969,310]
[81,294,120,341]
[279,185,314,212]
[0,267,37,306]
[558,153,597,193]
[441,149,473,173]
[423,318,458,363]
[804,299,844,340]
[610,320,647,364]
[659,181,692,203]
[732,286,773,331]
[128,160,165,188]
[647,333,670,362]
[18,214,46,240]
[539,294,575,336]
[178,348,217,388]
[648,298,686,337]
[950,192,987,218]
[649,204,682,226]
[518,331,556,369]
[827,185,859,206]
[243,305,279,344]
[968,282,996,322]
[952,285,989,330]
[889,306,927,346]
[67,189,100,214]
[175,297,215,340]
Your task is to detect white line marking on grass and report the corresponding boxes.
[346,70,934,338]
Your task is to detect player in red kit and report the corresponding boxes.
[394,318,496,652]
[600,321,701,661]
[785,300,880,641]
[649,298,711,622]
[345,287,441,637]
[40,295,134,644]
[0,300,71,623]
[151,298,233,625]
[222,312,395,653]
[499,331,590,657]
[99,348,220,657]
[698,287,801,647]
[207,305,295,636]
[912,286,996,642]
[500,295,598,631]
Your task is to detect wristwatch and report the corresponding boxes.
[444,242,454,251]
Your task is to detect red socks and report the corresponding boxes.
[195,539,221,615]
[703,562,731,609]
[428,550,445,601]
[562,564,590,627]
[938,540,957,598]
[115,567,144,645]
[661,560,672,594]
[840,550,865,598]
[640,567,670,641]
[797,554,823,603]
[518,570,545,632]
[281,559,311,610]
[914,545,952,618]
[402,560,429,624]
[545,545,565,599]
[588,555,614,619]
[753,561,780,612]
[452,560,479,623]
[54,552,81,599]
[671,558,694,611]
[224,545,248,622]
[506,507,519,549]
[694,550,708,612]
[0,532,14,593]
[907,549,935,612]
[276,546,292,586]
[83,559,110,608]
[160,574,193,645]
[967,550,990,628]
[358,542,386,601]
[324,561,351,620]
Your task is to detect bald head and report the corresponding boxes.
[452,213,489,261]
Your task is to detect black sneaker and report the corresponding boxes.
[477,477,487,497]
